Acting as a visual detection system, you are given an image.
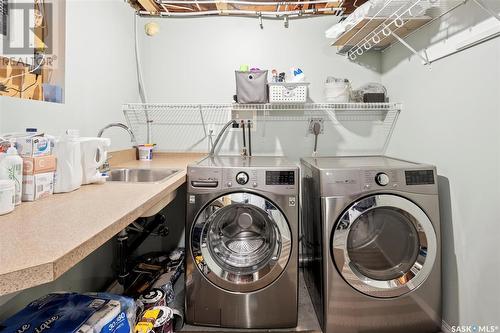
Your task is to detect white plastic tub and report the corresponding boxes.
[0,180,15,216]
[269,83,309,103]
[324,80,351,103]
[138,145,154,161]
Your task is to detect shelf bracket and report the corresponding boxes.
[390,31,430,66]
[258,12,263,29]
[470,0,500,22]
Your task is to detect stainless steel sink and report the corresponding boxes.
[107,168,180,183]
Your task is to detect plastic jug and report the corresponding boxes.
[0,141,23,205]
[80,137,111,185]
[53,130,83,193]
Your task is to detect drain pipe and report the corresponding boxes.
[241,120,247,156]
[117,229,129,286]
[247,120,252,156]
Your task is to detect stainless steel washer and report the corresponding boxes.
[301,156,442,333]
[186,156,299,328]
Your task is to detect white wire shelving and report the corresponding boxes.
[123,102,402,154]
[333,0,500,65]
[334,0,466,62]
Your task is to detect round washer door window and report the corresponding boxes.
[191,192,292,293]
[332,194,437,298]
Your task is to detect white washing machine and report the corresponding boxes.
[186,156,299,328]
[301,156,441,333]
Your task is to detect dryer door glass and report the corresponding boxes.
[332,194,437,298]
[191,192,292,293]
[347,207,420,281]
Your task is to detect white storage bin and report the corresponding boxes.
[268,83,309,103]
[325,80,351,103]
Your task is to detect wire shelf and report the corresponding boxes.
[332,0,466,60]
[123,103,402,154]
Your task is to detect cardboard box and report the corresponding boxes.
[23,155,57,175]
[15,136,51,157]
[22,172,54,202]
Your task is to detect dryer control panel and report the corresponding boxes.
[405,170,435,185]
[319,168,438,196]
[363,170,401,190]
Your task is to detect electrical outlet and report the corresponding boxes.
[231,109,256,131]
[308,118,324,134]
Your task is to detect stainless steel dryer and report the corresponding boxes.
[301,156,441,333]
[186,156,299,328]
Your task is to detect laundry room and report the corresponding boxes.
[0,0,498,332]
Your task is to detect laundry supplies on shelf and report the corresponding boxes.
[235,69,269,104]
[324,77,352,103]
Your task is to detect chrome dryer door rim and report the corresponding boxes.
[191,192,292,293]
[332,194,437,298]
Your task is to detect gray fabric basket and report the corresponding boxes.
[235,70,268,104]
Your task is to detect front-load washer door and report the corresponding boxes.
[191,192,292,293]
[332,194,437,298]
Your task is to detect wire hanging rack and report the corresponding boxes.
[336,0,466,61]
[333,0,500,65]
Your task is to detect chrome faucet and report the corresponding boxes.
[97,123,136,143]
[97,123,137,173]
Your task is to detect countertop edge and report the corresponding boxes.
[51,172,188,281]
[0,152,205,296]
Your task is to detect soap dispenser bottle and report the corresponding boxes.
[0,141,23,205]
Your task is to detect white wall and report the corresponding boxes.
[137,16,384,159]
[0,0,140,150]
[381,1,500,328]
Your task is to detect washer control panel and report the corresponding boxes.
[222,168,296,194]
[265,171,295,186]
[188,164,298,196]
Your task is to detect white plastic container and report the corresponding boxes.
[268,83,309,103]
[53,130,83,193]
[0,180,15,215]
[324,79,351,103]
[0,142,23,205]
[138,145,154,161]
[80,137,111,185]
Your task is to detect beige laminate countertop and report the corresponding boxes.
[0,152,206,296]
